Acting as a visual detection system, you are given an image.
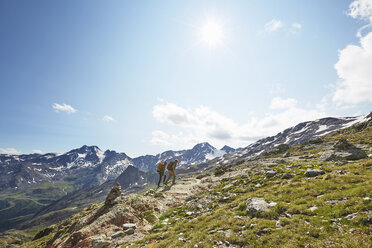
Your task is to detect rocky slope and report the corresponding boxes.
[16,117,372,248]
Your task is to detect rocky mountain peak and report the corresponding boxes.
[221,145,236,153]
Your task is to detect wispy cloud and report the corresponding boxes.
[290,23,302,34]
[270,97,297,109]
[52,103,77,114]
[0,147,21,155]
[264,19,284,32]
[32,149,42,154]
[103,115,115,122]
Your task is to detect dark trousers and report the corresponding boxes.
[157,172,166,187]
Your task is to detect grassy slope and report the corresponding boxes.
[125,124,372,247]
[0,180,75,232]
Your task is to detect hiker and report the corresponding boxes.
[165,159,178,185]
[157,161,167,187]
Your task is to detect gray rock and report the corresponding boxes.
[305,169,325,177]
[104,182,122,206]
[246,197,277,215]
[282,173,293,179]
[265,170,277,178]
[91,237,111,248]
[124,228,135,235]
[122,223,137,230]
[111,231,124,239]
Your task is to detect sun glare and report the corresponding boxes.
[200,19,224,48]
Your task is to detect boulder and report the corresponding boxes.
[124,228,135,235]
[246,197,277,215]
[122,223,137,230]
[111,231,124,239]
[305,169,325,177]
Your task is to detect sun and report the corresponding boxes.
[200,18,224,48]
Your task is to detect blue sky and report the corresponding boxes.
[1,0,371,157]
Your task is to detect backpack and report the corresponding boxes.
[167,161,174,170]
[157,163,163,172]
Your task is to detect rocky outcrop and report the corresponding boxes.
[320,138,368,161]
[104,182,122,206]
[246,198,277,216]
[305,169,325,177]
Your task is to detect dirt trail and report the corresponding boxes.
[154,176,209,210]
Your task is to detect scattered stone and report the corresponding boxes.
[345,213,358,220]
[265,170,277,178]
[186,211,194,216]
[223,184,233,190]
[122,223,137,230]
[217,229,232,237]
[276,220,282,228]
[363,197,371,201]
[91,236,111,248]
[246,197,277,215]
[282,173,293,179]
[309,206,318,211]
[111,231,124,239]
[305,169,325,177]
[178,237,186,242]
[124,228,135,235]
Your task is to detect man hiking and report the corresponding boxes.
[165,159,178,185]
[157,161,167,188]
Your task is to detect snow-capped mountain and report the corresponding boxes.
[0,142,235,192]
[132,142,228,172]
[217,112,372,164]
[0,146,133,192]
[221,145,242,154]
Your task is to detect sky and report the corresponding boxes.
[0,0,372,157]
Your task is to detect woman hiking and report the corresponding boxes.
[157,161,167,188]
[165,159,178,185]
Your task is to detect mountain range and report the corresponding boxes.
[0,143,239,192]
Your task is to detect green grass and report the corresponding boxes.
[124,157,372,248]
[0,180,76,232]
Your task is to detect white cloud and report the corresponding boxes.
[348,0,372,22]
[269,97,297,109]
[290,23,302,34]
[151,100,325,149]
[32,150,42,154]
[0,147,21,155]
[103,115,115,122]
[264,19,284,32]
[333,0,372,105]
[152,102,196,126]
[292,23,302,29]
[52,103,77,114]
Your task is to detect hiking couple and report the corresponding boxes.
[157,159,178,187]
